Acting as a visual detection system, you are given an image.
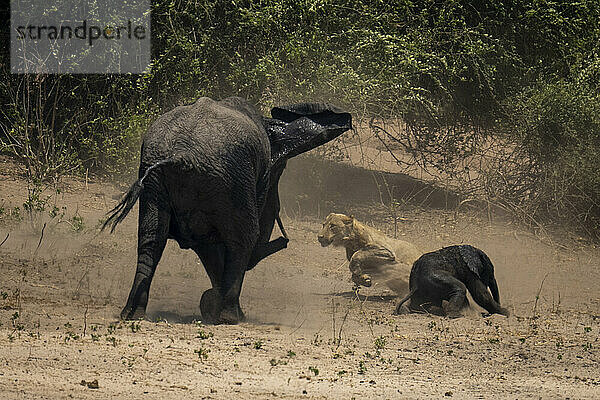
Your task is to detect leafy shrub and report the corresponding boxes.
[493,79,600,236]
[1,0,599,236]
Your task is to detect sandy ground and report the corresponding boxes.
[0,155,599,399]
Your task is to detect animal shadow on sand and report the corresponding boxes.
[328,290,398,303]
[146,310,203,324]
[145,310,290,326]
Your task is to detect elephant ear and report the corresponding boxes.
[265,103,352,168]
[457,245,482,280]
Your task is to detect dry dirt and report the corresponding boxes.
[0,155,599,399]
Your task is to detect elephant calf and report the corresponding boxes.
[395,245,509,318]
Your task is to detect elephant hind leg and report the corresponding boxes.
[200,287,223,324]
[195,243,226,289]
[194,243,226,323]
[413,270,468,318]
[406,290,443,315]
[219,245,251,324]
[121,195,170,320]
[212,207,259,324]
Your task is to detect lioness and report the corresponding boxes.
[317,213,420,295]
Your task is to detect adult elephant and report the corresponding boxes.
[103,97,351,324]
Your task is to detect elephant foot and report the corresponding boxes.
[121,279,150,320]
[442,300,464,318]
[200,288,223,325]
[498,307,510,317]
[219,304,245,325]
[120,305,146,320]
[200,288,246,325]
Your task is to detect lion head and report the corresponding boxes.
[317,213,354,247]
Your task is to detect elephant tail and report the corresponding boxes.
[101,160,170,233]
[395,287,417,314]
[479,251,500,303]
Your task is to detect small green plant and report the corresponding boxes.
[130,321,141,333]
[71,215,85,232]
[253,340,264,350]
[64,331,80,342]
[287,350,296,358]
[10,312,21,331]
[106,336,118,347]
[269,358,288,367]
[308,366,319,376]
[10,206,23,222]
[582,342,592,351]
[312,333,322,346]
[91,333,100,342]
[555,338,563,350]
[107,322,119,334]
[337,370,347,377]
[584,326,592,333]
[23,180,49,215]
[358,360,367,375]
[195,347,210,362]
[122,355,136,369]
[197,329,214,340]
[49,205,59,218]
[374,336,386,350]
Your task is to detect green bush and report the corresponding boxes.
[496,79,600,235]
[0,0,599,236]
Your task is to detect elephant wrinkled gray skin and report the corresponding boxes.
[103,97,352,324]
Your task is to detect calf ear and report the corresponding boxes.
[265,103,352,167]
